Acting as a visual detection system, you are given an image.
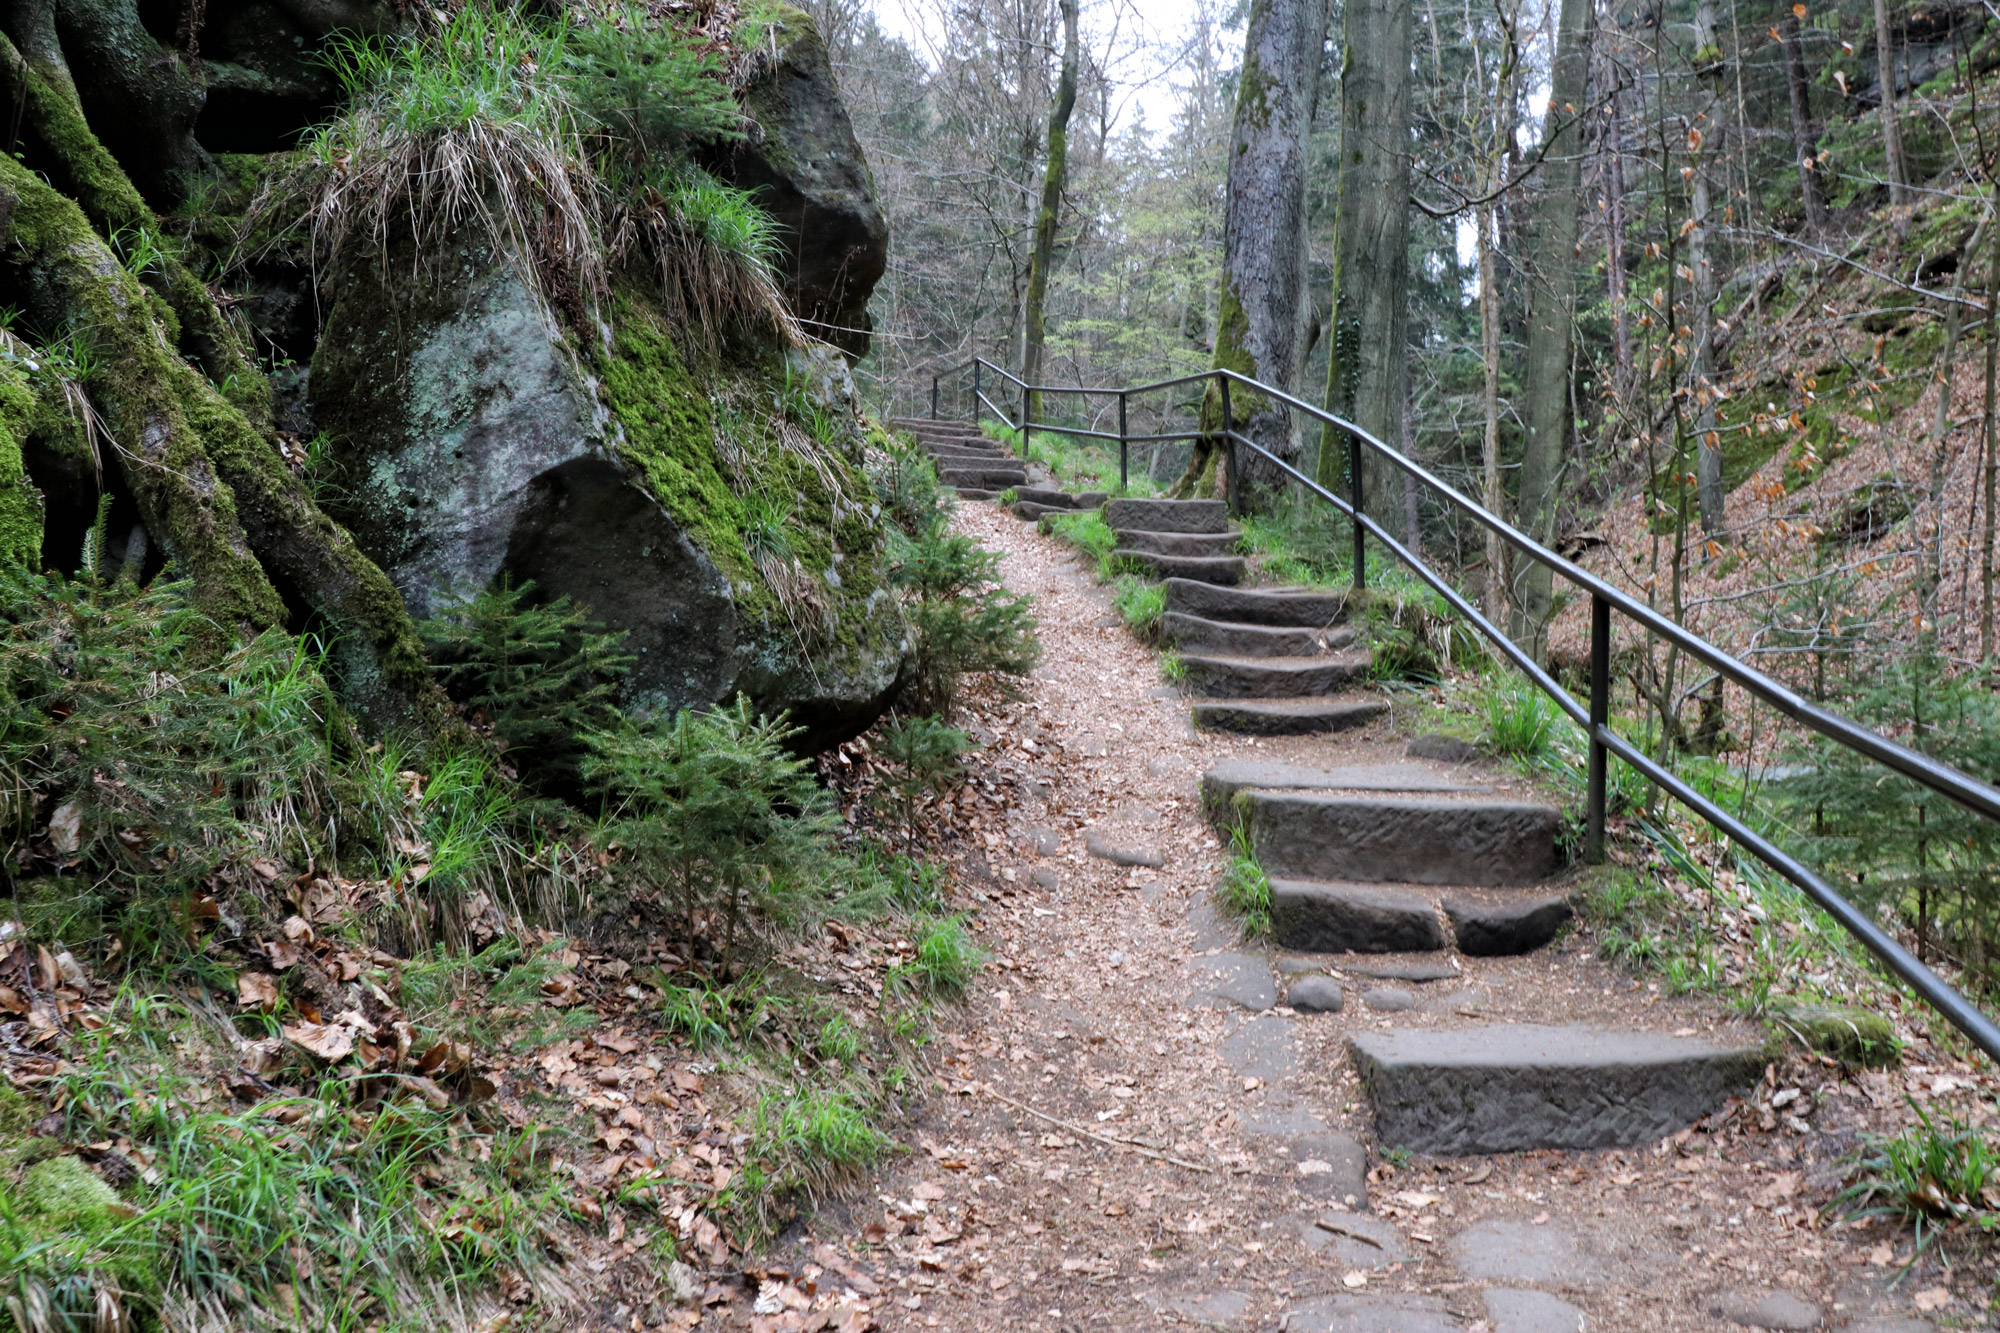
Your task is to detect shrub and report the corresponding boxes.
[419,579,633,792]
[873,715,968,850]
[889,530,1039,711]
[868,429,951,539]
[584,697,839,955]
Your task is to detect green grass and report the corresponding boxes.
[1160,650,1188,684]
[1481,676,1563,759]
[1112,574,1167,641]
[895,914,985,999]
[1837,1100,2000,1253]
[1214,827,1272,938]
[1041,509,1116,564]
[6,991,563,1330]
[732,1084,891,1221]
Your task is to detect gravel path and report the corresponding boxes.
[785,503,1951,1333]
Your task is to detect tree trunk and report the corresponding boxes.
[1982,210,1999,664]
[1873,0,1909,210]
[1020,0,1078,424]
[1509,0,1595,652]
[1779,10,1826,235]
[1316,0,1412,545]
[1478,13,1520,624]
[1684,0,1727,538]
[0,11,453,737]
[1604,93,1635,403]
[1173,0,1334,505]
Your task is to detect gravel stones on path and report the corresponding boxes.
[1483,1288,1587,1332]
[1710,1289,1824,1329]
[1287,975,1345,1012]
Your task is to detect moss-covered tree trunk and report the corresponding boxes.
[0,1,453,735]
[1314,0,1410,540]
[1019,0,1077,426]
[1508,0,1595,652]
[1171,0,1332,506]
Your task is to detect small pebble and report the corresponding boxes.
[1361,986,1416,1013]
[1107,950,1126,967]
[1288,977,1344,1013]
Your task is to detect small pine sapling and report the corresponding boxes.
[873,714,968,851]
[584,697,838,958]
[419,579,634,791]
[889,530,1039,711]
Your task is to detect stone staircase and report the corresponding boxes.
[1201,758,1765,1156]
[889,417,1108,516]
[887,417,1026,498]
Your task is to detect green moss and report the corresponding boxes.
[596,297,902,684]
[0,351,44,568]
[1781,1003,1901,1069]
[598,300,758,588]
[0,1086,36,1139]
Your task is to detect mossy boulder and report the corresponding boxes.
[1780,1003,1902,1069]
[712,5,888,360]
[310,231,909,745]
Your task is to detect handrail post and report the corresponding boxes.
[1586,594,1611,865]
[1020,381,1032,459]
[1348,428,1366,591]
[1117,391,1129,494]
[972,360,982,425]
[929,375,939,420]
[1219,377,1238,514]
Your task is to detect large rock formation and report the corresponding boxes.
[309,212,909,744]
[713,5,889,361]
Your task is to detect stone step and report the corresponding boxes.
[926,446,1016,463]
[1178,651,1370,699]
[1111,528,1243,558]
[940,466,1028,488]
[1265,878,1574,956]
[1272,879,1447,954]
[1102,497,1229,534]
[1442,889,1577,956]
[1238,791,1561,886]
[890,418,981,435]
[1110,550,1246,584]
[1073,491,1109,509]
[1349,1024,1765,1154]
[1191,696,1387,735]
[1200,759,1493,810]
[1164,613,1355,659]
[1015,486,1078,508]
[1164,579,1349,628]
[1013,500,1072,521]
[954,487,999,501]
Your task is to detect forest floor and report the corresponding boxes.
[763,502,1997,1333]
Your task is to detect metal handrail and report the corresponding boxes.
[930,356,2000,1064]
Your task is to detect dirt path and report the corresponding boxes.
[781,504,1956,1333]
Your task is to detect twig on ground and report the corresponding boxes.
[981,1085,1212,1172]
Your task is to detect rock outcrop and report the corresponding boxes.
[310,225,910,746]
[713,5,889,360]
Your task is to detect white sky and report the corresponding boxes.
[868,0,1224,141]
